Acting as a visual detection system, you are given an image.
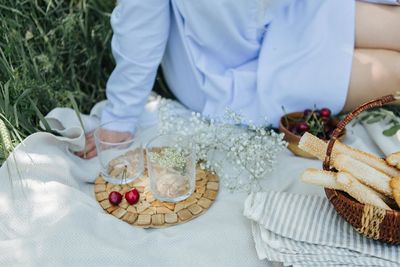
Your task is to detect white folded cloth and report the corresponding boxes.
[244,191,400,267]
[362,118,400,156]
[2,92,400,267]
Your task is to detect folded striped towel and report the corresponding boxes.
[244,191,400,267]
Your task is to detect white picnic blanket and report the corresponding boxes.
[0,96,280,267]
[0,95,398,267]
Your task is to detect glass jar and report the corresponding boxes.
[146,134,196,202]
[94,120,144,184]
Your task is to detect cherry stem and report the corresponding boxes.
[122,165,128,184]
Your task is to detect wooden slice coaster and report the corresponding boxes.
[94,166,219,228]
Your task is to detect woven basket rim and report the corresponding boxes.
[325,188,400,216]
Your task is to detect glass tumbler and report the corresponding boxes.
[146,134,196,202]
[94,121,144,184]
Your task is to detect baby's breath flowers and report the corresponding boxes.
[149,147,187,172]
[157,100,287,192]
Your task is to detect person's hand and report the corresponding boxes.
[75,129,133,159]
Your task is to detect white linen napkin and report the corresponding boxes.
[362,119,400,156]
[244,191,400,267]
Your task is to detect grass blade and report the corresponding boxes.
[67,92,85,132]
[3,81,10,116]
[29,98,52,132]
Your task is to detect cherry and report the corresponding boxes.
[319,108,331,119]
[125,188,140,205]
[108,191,122,205]
[289,125,298,135]
[303,109,312,117]
[296,122,310,133]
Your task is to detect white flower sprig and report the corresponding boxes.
[149,147,187,172]
[157,100,287,192]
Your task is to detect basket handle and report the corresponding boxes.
[322,94,398,171]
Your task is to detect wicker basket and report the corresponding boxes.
[323,94,400,244]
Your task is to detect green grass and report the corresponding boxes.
[0,0,115,164]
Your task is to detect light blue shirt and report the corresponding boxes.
[101,0,374,129]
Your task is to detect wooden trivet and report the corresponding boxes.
[94,166,219,228]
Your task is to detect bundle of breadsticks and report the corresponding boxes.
[299,132,400,211]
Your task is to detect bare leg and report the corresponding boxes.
[343,49,400,111]
[356,1,400,52]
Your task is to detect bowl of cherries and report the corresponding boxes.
[279,108,345,158]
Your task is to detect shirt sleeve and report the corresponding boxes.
[360,0,399,4]
[101,0,170,131]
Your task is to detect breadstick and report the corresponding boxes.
[333,154,392,196]
[390,176,400,208]
[301,168,341,190]
[298,132,400,177]
[336,172,391,210]
[386,152,400,169]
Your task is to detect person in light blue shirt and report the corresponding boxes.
[77,0,400,159]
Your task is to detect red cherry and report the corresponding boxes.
[125,188,140,205]
[108,191,122,205]
[289,125,298,135]
[319,108,331,119]
[303,109,312,117]
[296,122,310,133]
